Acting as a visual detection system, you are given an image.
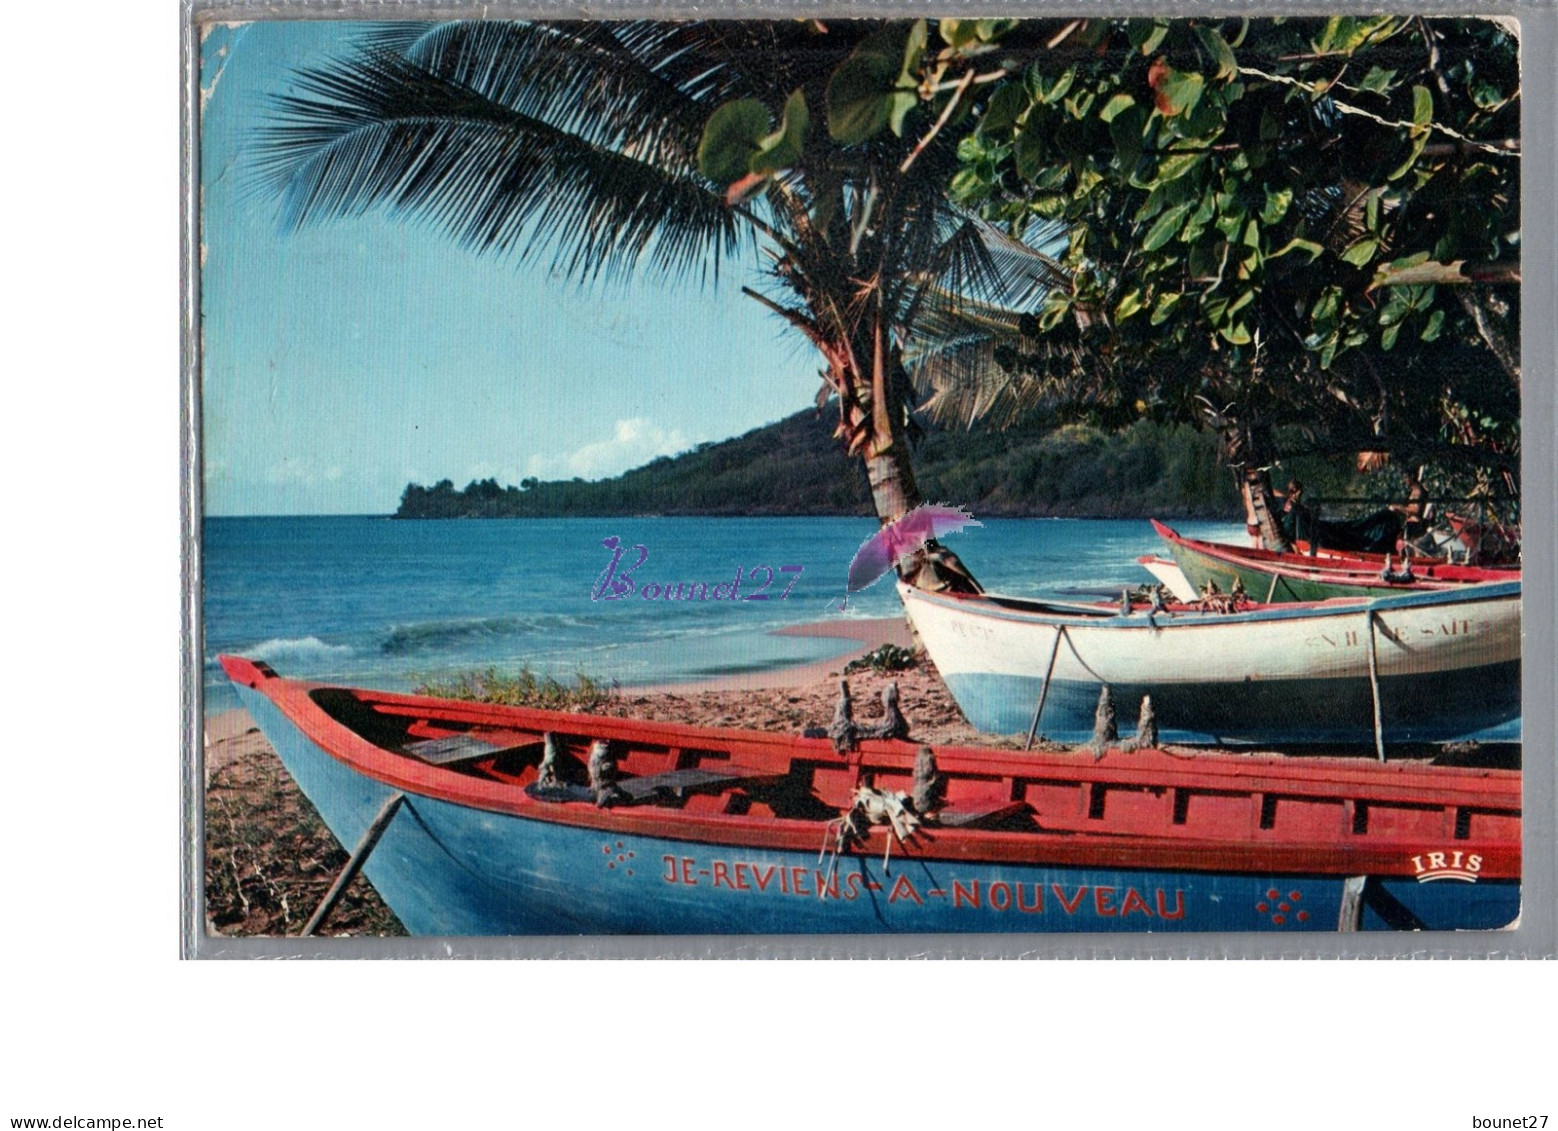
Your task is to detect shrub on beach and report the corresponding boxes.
[416,667,619,712]
[844,644,919,675]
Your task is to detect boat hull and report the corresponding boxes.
[899,582,1521,744]
[1155,520,1516,602]
[232,683,1518,935]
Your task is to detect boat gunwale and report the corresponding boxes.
[1151,520,1518,587]
[899,575,1521,631]
[220,655,1520,879]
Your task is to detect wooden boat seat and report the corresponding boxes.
[935,800,1032,829]
[617,766,774,802]
[403,734,545,767]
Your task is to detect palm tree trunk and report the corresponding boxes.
[1219,417,1291,553]
[853,319,981,594]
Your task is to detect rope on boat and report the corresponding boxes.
[1365,613,1387,763]
[1024,626,1067,751]
[819,784,923,884]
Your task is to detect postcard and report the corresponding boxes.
[193,13,1530,951]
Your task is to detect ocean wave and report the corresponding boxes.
[379,613,589,654]
[244,636,354,663]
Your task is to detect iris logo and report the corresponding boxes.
[1410,850,1483,882]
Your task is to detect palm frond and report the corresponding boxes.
[889,216,1074,428]
[906,289,1092,429]
[255,49,745,283]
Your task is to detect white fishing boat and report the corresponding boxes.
[898,580,1521,746]
[1136,555,1198,602]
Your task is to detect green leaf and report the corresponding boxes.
[1311,17,1346,54]
[1100,93,1136,123]
[1421,309,1445,341]
[1358,66,1396,94]
[899,20,928,87]
[1259,187,1292,225]
[948,168,987,204]
[975,19,1017,42]
[825,23,923,144]
[749,90,809,174]
[1188,239,1221,278]
[1129,20,1169,56]
[1150,291,1184,325]
[1039,298,1069,331]
[1148,59,1205,118]
[1340,236,1379,267]
[1472,81,1504,110]
[1143,202,1193,251]
[887,90,918,137]
[826,53,899,143]
[1412,85,1433,127]
[1155,151,1207,183]
[1063,89,1096,120]
[1014,124,1047,182]
[1387,131,1428,181]
[698,99,772,184]
[1108,104,1147,171]
[1220,321,1252,345]
[1031,66,1075,106]
[939,19,979,49]
[1179,94,1226,140]
[1381,322,1401,351]
[1378,294,1409,327]
[1195,26,1238,82]
[1115,288,1146,321]
[979,82,1030,137]
[1311,287,1342,326]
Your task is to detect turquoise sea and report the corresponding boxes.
[201,514,1249,715]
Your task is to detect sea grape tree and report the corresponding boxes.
[933,17,1520,542]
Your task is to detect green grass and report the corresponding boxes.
[416,666,619,712]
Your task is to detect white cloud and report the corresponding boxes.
[523,418,691,482]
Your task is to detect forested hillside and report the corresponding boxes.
[395,412,1243,518]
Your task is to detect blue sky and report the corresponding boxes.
[200,21,823,515]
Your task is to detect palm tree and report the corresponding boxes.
[254,19,1069,590]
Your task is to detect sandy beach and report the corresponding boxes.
[203,616,1037,937]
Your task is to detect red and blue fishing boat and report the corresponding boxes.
[1153,520,1518,603]
[219,655,1518,936]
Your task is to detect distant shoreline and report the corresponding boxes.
[391,411,1242,522]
